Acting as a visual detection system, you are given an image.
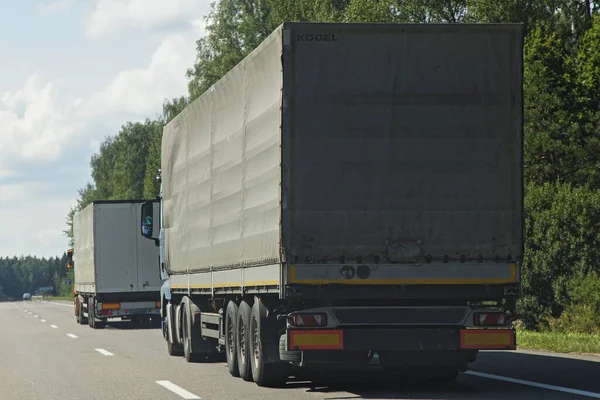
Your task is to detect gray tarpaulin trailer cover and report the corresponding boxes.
[162,22,523,297]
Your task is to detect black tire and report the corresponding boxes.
[168,340,184,356]
[236,301,253,381]
[75,297,80,324]
[78,297,88,325]
[175,304,184,345]
[166,303,184,357]
[183,305,198,362]
[182,297,214,363]
[250,301,290,387]
[88,298,95,328]
[225,301,240,377]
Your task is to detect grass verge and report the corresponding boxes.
[518,330,600,354]
[40,295,72,301]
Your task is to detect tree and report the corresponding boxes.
[0,255,68,298]
[59,0,600,331]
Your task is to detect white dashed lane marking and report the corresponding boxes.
[95,349,114,356]
[156,381,201,399]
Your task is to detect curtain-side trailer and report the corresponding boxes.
[141,22,524,387]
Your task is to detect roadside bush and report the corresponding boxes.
[519,182,600,330]
[547,271,600,334]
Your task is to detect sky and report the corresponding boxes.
[0,0,211,258]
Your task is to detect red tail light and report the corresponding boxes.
[291,313,328,327]
[474,312,507,326]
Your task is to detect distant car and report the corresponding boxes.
[22,293,31,301]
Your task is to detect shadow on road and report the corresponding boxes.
[103,320,161,330]
[283,369,473,400]
[470,350,600,394]
[274,350,600,399]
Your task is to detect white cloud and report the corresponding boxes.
[0,31,196,165]
[0,2,205,257]
[86,0,209,38]
[0,183,75,257]
[0,167,15,180]
[37,0,77,13]
[0,75,83,162]
[84,34,196,117]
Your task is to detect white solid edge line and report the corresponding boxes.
[466,371,600,398]
[66,333,78,338]
[156,381,201,399]
[95,348,114,356]
[50,324,58,328]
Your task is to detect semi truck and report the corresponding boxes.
[140,22,524,387]
[70,200,162,329]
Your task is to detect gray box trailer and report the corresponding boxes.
[73,200,161,329]
[142,22,524,386]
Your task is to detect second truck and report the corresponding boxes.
[141,22,524,387]
[70,200,162,329]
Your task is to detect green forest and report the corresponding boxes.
[4,0,600,334]
[0,254,72,300]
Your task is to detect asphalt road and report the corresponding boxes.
[2,301,600,400]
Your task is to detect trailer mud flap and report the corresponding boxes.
[460,329,516,350]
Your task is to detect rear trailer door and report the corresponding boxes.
[95,203,139,292]
[282,23,523,289]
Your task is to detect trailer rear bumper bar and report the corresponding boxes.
[286,327,516,352]
[96,300,161,318]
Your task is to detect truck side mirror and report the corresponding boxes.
[141,201,154,239]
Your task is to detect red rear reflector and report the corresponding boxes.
[473,312,507,326]
[460,329,516,350]
[291,313,327,327]
[289,330,343,350]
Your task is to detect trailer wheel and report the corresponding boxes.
[236,301,253,381]
[88,298,95,328]
[166,303,184,357]
[167,341,184,356]
[182,306,199,362]
[225,301,240,377]
[182,296,214,363]
[250,300,290,387]
[78,296,88,325]
[175,304,184,345]
[75,297,80,324]
[88,298,105,330]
